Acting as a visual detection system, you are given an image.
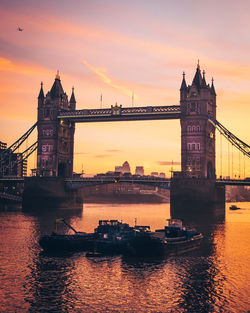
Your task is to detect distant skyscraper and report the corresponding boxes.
[115,166,123,173]
[0,141,7,150]
[122,161,131,174]
[135,166,144,176]
[0,142,27,177]
[159,172,165,178]
[151,172,158,177]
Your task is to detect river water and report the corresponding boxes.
[0,202,249,313]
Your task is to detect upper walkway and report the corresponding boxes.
[58,105,181,122]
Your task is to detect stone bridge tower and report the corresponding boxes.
[37,73,75,177]
[170,63,225,210]
[180,62,216,179]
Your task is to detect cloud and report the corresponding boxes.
[82,60,136,98]
[157,161,181,166]
[0,57,51,77]
[106,149,122,153]
[95,154,111,158]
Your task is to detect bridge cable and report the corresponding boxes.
[243,154,245,179]
[220,132,222,178]
[238,150,241,179]
[208,117,250,158]
[1,141,38,175]
[228,140,230,178]
[0,122,37,159]
[232,143,234,179]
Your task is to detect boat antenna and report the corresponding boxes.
[135,218,137,226]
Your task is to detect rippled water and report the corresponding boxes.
[0,202,249,312]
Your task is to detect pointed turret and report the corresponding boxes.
[210,78,216,96]
[192,60,203,90]
[70,87,76,104]
[38,82,44,99]
[50,71,64,99]
[180,72,187,91]
[201,70,207,87]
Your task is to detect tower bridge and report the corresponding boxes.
[1,63,250,209]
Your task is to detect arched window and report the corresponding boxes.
[187,125,192,132]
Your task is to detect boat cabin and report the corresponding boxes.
[166,219,183,228]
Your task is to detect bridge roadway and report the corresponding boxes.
[0,176,250,188]
[64,176,172,189]
[64,177,250,189]
[57,105,181,123]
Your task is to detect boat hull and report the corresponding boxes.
[125,235,203,257]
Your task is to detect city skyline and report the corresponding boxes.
[0,0,250,177]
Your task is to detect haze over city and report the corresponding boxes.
[0,0,249,177]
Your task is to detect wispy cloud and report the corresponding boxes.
[95,154,111,158]
[0,57,51,77]
[106,149,122,153]
[82,59,136,98]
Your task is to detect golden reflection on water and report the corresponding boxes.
[70,203,171,233]
[0,202,250,312]
[212,202,250,311]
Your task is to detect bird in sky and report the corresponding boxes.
[17,27,23,31]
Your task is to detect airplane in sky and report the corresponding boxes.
[17,27,23,31]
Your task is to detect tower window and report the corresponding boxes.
[187,143,201,151]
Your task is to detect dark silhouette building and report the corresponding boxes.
[0,142,27,177]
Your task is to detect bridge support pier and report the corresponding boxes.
[170,176,225,214]
[22,177,83,211]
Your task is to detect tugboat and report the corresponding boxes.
[125,219,203,257]
[39,219,133,254]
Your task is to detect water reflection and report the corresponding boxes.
[0,202,249,312]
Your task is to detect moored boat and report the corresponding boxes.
[125,219,203,257]
[229,205,241,210]
[39,219,133,253]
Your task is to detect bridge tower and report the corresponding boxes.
[37,73,75,177]
[170,62,224,210]
[180,62,216,178]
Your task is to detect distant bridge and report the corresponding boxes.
[0,176,250,188]
[64,177,250,189]
[64,176,171,189]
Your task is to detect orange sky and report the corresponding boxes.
[0,0,249,177]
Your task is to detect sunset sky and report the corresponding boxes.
[0,0,250,177]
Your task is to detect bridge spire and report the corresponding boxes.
[70,87,76,104]
[50,72,64,99]
[70,86,76,109]
[210,77,216,96]
[201,70,207,86]
[38,81,44,99]
[180,72,187,91]
[192,61,202,90]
